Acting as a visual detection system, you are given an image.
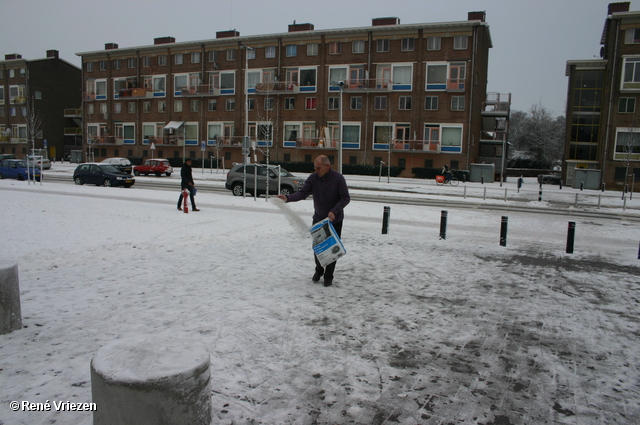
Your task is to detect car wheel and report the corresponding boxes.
[232,182,244,196]
[165,172,171,177]
[103,179,112,187]
[133,170,140,176]
[74,176,84,185]
[0,173,4,179]
[17,173,24,181]
[280,186,294,196]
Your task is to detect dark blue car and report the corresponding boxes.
[73,163,135,188]
[0,159,41,181]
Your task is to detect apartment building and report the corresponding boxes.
[0,51,81,160]
[565,2,640,191]
[76,12,500,176]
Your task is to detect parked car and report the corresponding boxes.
[25,156,51,170]
[225,164,305,196]
[133,159,173,177]
[0,154,17,161]
[73,163,135,188]
[0,159,41,181]
[101,157,133,174]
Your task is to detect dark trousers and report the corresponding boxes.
[313,220,343,280]
[177,186,196,208]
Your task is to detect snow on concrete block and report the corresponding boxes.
[0,260,22,335]
[91,336,211,425]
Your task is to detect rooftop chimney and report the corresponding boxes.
[4,53,22,60]
[216,30,240,39]
[46,50,59,59]
[154,36,176,45]
[608,2,630,14]
[105,43,119,50]
[372,17,400,26]
[468,11,486,22]
[288,22,314,32]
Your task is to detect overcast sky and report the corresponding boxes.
[0,0,621,116]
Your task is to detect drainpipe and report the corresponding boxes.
[466,23,478,170]
[602,17,619,187]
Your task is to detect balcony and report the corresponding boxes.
[294,137,338,148]
[64,108,82,117]
[255,82,300,94]
[64,127,82,136]
[373,139,441,152]
[447,78,465,91]
[328,78,394,92]
[118,88,155,98]
[178,85,220,96]
[10,96,26,105]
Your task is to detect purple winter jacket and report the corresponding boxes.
[285,168,350,223]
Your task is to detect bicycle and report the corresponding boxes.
[435,175,459,187]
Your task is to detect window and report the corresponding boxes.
[190,99,199,112]
[350,96,362,110]
[284,123,301,146]
[401,38,415,52]
[448,62,466,90]
[441,125,463,152]
[614,128,640,160]
[454,35,468,50]
[426,63,447,90]
[619,97,636,113]
[424,124,440,152]
[208,51,217,63]
[399,96,412,110]
[427,36,441,51]
[377,39,389,52]
[451,96,465,111]
[307,43,318,56]
[573,70,603,111]
[352,40,365,54]
[265,46,276,58]
[305,98,317,110]
[622,57,640,90]
[392,65,412,89]
[100,60,107,71]
[142,75,166,97]
[226,99,235,111]
[158,55,167,66]
[264,98,275,111]
[341,123,361,149]
[174,100,182,112]
[86,62,94,72]
[86,103,94,114]
[285,97,295,110]
[210,71,236,94]
[99,103,107,115]
[142,102,150,113]
[247,48,256,60]
[114,103,122,114]
[143,57,151,67]
[184,123,198,145]
[374,96,387,110]
[625,28,640,44]
[329,67,347,87]
[328,97,339,110]
[128,58,136,69]
[328,42,341,55]
[115,123,135,144]
[425,96,438,110]
[299,67,317,90]
[19,68,26,77]
[158,101,166,112]
[113,59,120,70]
[174,53,183,65]
[286,45,297,57]
[191,52,200,63]
[226,49,236,61]
[128,102,135,113]
[208,99,217,111]
[247,98,255,111]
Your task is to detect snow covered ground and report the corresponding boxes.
[0,165,639,425]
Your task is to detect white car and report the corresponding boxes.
[100,157,133,174]
[25,156,51,170]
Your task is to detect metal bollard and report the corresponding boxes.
[580,181,584,191]
[500,216,508,246]
[382,206,390,234]
[538,185,542,202]
[638,240,640,260]
[566,221,576,254]
[439,210,448,240]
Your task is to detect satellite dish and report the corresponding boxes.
[600,46,605,58]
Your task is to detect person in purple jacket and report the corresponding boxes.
[278,155,350,287]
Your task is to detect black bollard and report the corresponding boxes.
[538,185,542,202]
[439,210,448,240]
[566,221,576,254]
[382,206,391,234]
[500,216,508,246]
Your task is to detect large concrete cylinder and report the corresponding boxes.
[91,337,211,425]
[0,260,22,335]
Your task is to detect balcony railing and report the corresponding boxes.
[373,139,441,152]
[177,85,221,96]
[64,108,82,117]
[328,78,394,92]
[118,88,156,98]
[64,127,82,135]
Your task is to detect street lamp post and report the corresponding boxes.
[241,45,253,165]
[337,81,344,174]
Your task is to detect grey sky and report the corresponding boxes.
[0,0,619,116]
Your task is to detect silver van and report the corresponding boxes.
[225,164,305,196]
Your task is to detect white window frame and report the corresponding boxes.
[401,38,415,52]
[352,40,365,54]
[265,46,276,58]
[427,36,441,51]
[377,39,389,52]
[614,127,640,161]
[307,43,319,56]
[115,122,136,145]
[454,35,468,50]
[286,45,297,57]
[174,53,183,65]
[451,96,465,111]
[425,62,448,91]
[621,56,640,90]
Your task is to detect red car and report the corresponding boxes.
[133,159,173,177]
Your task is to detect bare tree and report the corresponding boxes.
[508,103,565,168]
[25,95,43,156]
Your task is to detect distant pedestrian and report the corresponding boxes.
[442,164,452,183]
[177,159,200,211]
[277,155,350,287]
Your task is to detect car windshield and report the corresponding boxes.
[16,161,27,167]
[99,164,121,173]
